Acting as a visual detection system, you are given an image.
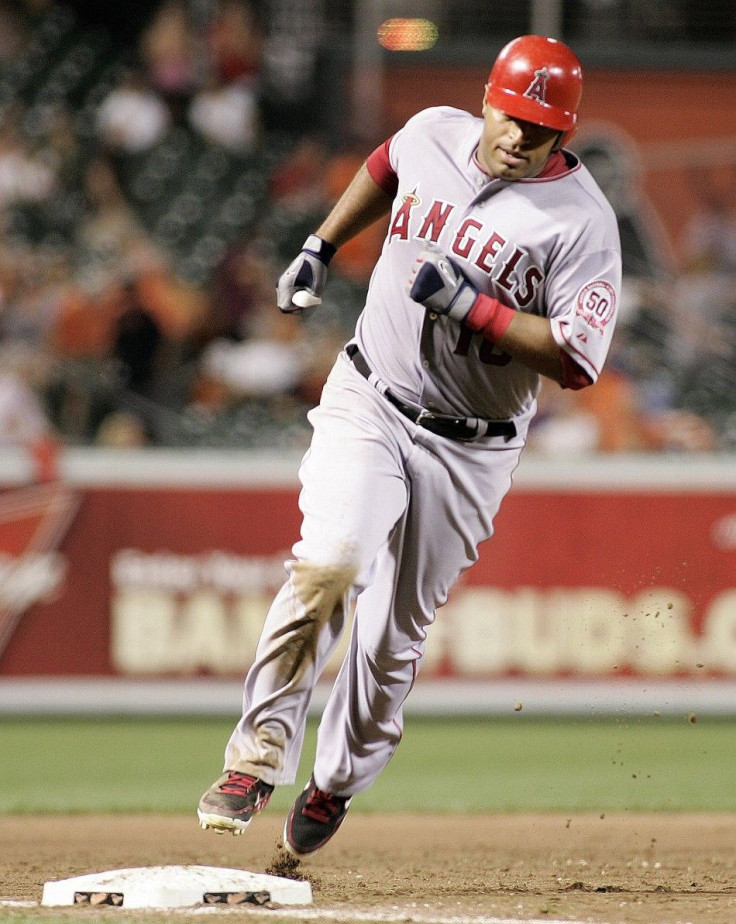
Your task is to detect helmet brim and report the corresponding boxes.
[486,85,576,132]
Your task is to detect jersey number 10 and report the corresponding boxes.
[453,328,511,366]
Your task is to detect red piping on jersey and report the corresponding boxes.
[366,138,398,196]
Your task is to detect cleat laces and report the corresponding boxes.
[218,772,258,797]
[302,788,346,824]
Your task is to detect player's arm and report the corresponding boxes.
[489,309,566,384]
[409,250,591,389]
[277,163,394,313]
[316,163,395,248]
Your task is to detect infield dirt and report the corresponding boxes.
[1,813,734,923]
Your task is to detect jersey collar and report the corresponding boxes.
[470,147,578,183]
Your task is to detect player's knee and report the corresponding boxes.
[364,646,419,684]
[290,559,357,625]
[363,631,424,675]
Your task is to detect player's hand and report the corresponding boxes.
[277,234,336,313]
[408,248,479,324]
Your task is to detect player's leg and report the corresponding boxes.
[282,433,522,852]
[224,361,412,783]
[281,514,410,854]
[316,432,522,792]
[198,358,412,832]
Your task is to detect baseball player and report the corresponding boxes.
[198,35,622,855]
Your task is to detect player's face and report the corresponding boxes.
[478,102,561,180]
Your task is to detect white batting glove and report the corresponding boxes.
[277,234,336,313]
[409,249,479,323]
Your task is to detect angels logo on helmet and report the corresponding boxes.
[523,68,550,104]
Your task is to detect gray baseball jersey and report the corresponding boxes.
[357,106,621,435]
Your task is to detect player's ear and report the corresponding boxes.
[481,83,490,115]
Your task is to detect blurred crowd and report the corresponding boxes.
[0,0,380,457]
[0,0,734,460]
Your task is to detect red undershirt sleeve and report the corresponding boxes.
[366,138,399,197]
[560,350,594,390]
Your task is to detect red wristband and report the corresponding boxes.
[465,293,515,342]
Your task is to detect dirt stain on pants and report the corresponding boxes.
[227,559,358,779]
[272,560,357,687]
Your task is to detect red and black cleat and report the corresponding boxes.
[197,771,274,835]
[283,776,352,855]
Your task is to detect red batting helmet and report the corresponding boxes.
[485,35,583,147]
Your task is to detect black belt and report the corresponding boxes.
[346,345,516,442]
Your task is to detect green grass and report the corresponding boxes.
[2,715,734,814]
